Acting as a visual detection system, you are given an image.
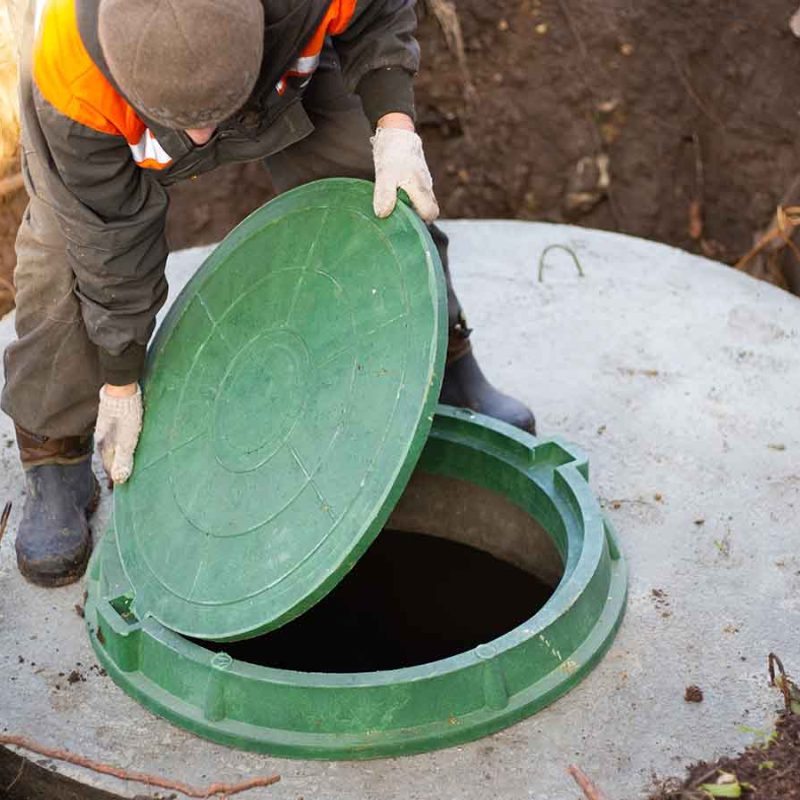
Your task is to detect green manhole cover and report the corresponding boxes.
[87,409,627,760]
[114,179,447,642]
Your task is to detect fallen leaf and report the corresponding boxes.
[701,782,741,797]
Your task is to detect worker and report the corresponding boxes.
[3,0,536,587]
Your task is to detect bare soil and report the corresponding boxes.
[415,0,800,267]
[649,712,800,800]
[3,0,800,310]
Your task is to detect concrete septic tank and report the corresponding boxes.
[80,182,626,758]
[2,219,800,799]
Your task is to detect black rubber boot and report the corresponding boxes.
[440,345,537,434]
[427,224,537,435]
[13,425,100,587]
[15,460,100,587]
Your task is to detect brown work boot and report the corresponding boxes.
[439,316,537,434]
[14,426,100,587]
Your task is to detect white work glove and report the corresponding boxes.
[371,127,440,223]
[791,4,800,36]
[95,385,143,484]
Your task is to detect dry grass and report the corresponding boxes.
[0,4,21,315]
[0,3,20,182]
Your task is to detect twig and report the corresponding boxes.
[736,206,800,272]
[689,765,722,789]
[667,49,727,128]
[692,132,704,199]
[0,502,11,546]
[538,244,585,282]
[555,0,589,61]
[0,734,280,798]
[568,764,610,800]
[3,758,25,794]
[688,131,704,240]
[768,652,796,714]
[769,652,786,686]
[0,172,24,199]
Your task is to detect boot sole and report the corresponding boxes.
[19,474,101,588]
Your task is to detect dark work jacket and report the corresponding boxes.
[20,0,419,383]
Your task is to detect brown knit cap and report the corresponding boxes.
[98,0,264,129]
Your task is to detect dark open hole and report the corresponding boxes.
[204,529,554,672]
[198,473,565,673]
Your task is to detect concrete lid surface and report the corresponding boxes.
[1,220,799,799]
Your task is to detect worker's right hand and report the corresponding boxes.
[371,118,440,223]
[96,383,143,485]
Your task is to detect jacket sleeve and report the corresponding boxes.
[30,88,169,385]
[331,0,420,128]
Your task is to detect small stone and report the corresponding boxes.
[723,624,739,634]
[535,23,548,35]
[619,42,634,56]
[497,18,509,31]
[596,98,620,115]
[684,685,703,703]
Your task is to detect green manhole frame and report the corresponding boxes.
[85,408,627,760]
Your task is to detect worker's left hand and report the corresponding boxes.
[96,384,143,484]
[371,116,439,223]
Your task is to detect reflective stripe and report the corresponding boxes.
[275,0,356,95]
[129,129,173,170]
[34,0,48,35]
[288,54,320,75]
[276,54,320,93]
